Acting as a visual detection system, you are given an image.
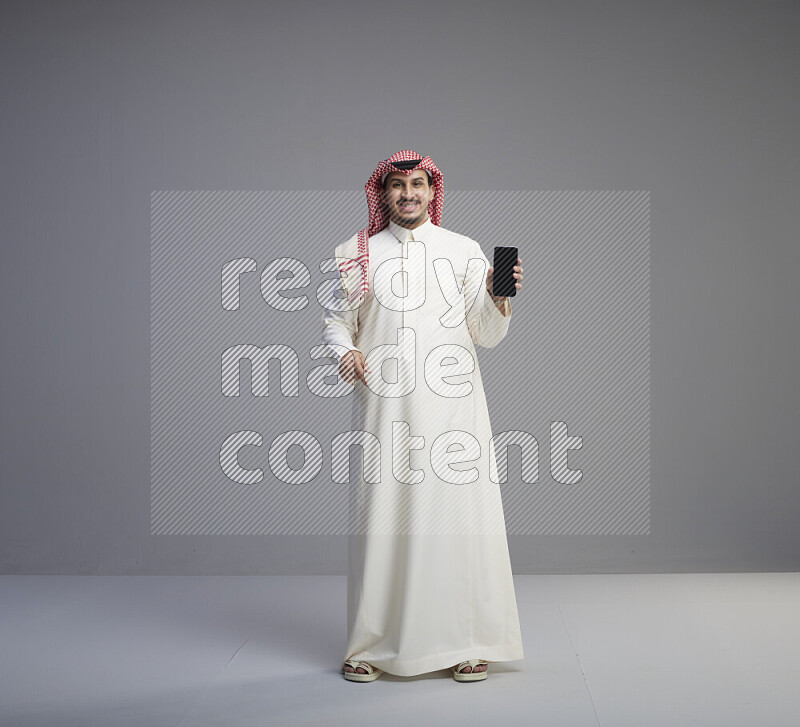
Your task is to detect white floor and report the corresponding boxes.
[0,573,798,726]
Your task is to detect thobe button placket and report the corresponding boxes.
[402,232,416,363]
[400,238,408,362]
[391,223,420,365]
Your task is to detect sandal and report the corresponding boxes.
[342,659,384,682]
[451,659,489,682]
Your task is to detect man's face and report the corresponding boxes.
[382,169,435,228]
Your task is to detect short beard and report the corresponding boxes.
[389,203,428,228]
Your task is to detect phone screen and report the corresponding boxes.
[492,246,518,297]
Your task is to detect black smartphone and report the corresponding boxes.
[492,246,518,297]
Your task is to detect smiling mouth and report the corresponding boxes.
[399,202,419,211]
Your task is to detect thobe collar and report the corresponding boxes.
[387,217,435,243]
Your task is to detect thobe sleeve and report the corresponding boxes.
[464,242,513,349]
[321,259,362,363]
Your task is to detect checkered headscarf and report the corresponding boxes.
[338,150,444,306]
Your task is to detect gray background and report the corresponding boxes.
[1,0,797,573]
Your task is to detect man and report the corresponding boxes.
[321,150,524,682]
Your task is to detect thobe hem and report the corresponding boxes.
[345,642,525,678]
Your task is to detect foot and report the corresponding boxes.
[453,660,487,673]
[343,662,371,674]
[342,659,383,682]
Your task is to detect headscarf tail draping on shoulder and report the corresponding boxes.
[335,150,444,307]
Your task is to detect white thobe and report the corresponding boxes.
[321,217,524,676]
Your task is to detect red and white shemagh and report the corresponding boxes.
[337,150,444,306]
